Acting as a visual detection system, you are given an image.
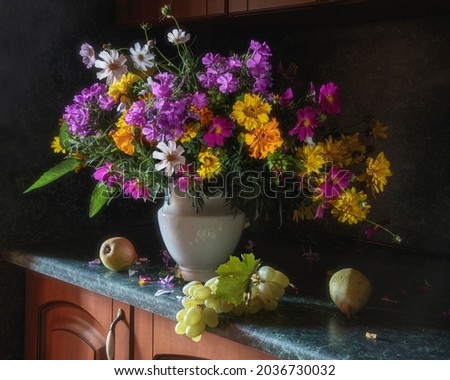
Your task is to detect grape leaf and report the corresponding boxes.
[214,253,260,306]
[23,158,80,193]
[216,253,260,279]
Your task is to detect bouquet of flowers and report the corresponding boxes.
[25,5,400,242]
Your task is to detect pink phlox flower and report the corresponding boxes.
[123,179,150,200]
[201,52,222,66]
[318,82,341,115]
[203,116,233,147]
[278,87,294,108]
[152,72,175,98]
[191,91,208,109]
[226,56,242,71]
[319,167,352,199]
[79,43,96,69]
[249,40,272,58]
[158,274,175,288]
[288,106,319,141]
[125,100,147,128]
[216,72,238,93]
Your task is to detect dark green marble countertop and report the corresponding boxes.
[2,234,450,360]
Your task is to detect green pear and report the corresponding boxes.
[329,268,372,317]
[99,237,138,272]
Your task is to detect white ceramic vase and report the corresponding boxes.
[157,189,245,282]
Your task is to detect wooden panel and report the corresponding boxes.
[40,302,107,359]
[207,0,226,15]
[133,307,154,360]
[248,0,316,11]
[153,314,276,360]
[228,0,248,13]
[25,271,113,360]
[172,0,207,18]
[115,0,161,26]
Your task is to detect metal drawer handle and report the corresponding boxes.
[106,308,125,360]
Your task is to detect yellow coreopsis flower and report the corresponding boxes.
[197,149,221,179]
[331,187,371,225]
[180,121,199,143]
[244,119,283,159]
[292,202,316,222]
[318,136,346,167]
[111,125,135,156]
[363,152,392,194]
[296,144,325,174]
[370,120,388,142]
[341,132,366,166]
[107,72,141,102]
[51,136,66,154]
[231,93,271,131]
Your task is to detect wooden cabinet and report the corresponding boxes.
[25,271,131,360]
[229,0,316,14]
[25,271,276,360]
[116,0,226,26]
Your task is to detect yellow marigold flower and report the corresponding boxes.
[341,132,366,165]
[244,119,283,159]
[331,187,371,225]
[180,121,199,143]
[364,152,392,194]
[197,149,221,179]
[107,72,140,102]
[296,144,325,174]
[111,125,135,156]
[231,93,271,131]
[51,136,66,154]
[318,136,346,167]
[370,120,388,142]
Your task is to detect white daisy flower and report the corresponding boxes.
[129,42,155,71]
[152,141,186,176]
[94,49,128,85]
[167,29,191,45]
[79,43,96,69]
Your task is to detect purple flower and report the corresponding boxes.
[123,179,150,200]
[203,116,233,147]
[216,73,238,93]
[79,43,96,69]
[152,72,175,98]
[318,82,341,115]
[157,274,175,288]
[288,106,319,141]
[138,275,152,285]
[278,88,294,108]
[160,249,174,268]
[319,167,352,199]
[226,56,242,71]
[93,162,121,187]
[191,91,208,109]
[174,164,202,192]
[125,100,147,128]
[201,53,222,67]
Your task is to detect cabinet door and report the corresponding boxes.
[152,314,276,360]
[25,271,130,360]
[249,0,316,11]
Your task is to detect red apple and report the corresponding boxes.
[99,237,138,272]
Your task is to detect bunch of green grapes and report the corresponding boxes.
[175,266,290,341]
[230,266,290,316]
[174,281,219,342]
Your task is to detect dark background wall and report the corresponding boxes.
[1,0,449,360]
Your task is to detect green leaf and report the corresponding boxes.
[214,276,250,306]
[89,181,114,218]
[23,158,80,193]
[216,253,260,279]
[59,121,70,150]
[214,253,260,306]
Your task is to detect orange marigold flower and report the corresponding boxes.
[112,126,135,155]
[244,119,283,159]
